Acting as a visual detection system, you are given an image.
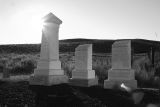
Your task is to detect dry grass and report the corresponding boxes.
[1,75,30,82]
[0,52,160,88]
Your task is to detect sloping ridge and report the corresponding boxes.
[0,38,160,54]
[60,38,160,53]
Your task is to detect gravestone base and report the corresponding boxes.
[69,78,98,87]
[30,74,68,86]
[72,70,96,79]
[34,68,64,75]
[104,79,137,89]
[108,69,135,80]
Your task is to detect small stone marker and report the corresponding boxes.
[29,13,68,86]
[70,44,98,87]
[104,40,137,89]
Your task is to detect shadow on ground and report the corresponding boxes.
[0,81,160,107]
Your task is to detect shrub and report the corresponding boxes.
[132,55,157,88]
[60,53,75,78]
[0,54,38,75]
[93,65,108,83]
[93,55,111,83]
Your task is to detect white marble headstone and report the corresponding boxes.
[29,13,68,86]
[112,40,131,69]
[72,44,95,79]
[104,40,137,89]
[75,44,92,70]
[70,44,98,87]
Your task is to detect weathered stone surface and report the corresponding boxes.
[112,40,131,69]
[75,44,92,70]
[72,70,95,79]
[108,69,135,80]
[104,40,137,89]
[36,60,62,71]
[30,75,68,86]
[30,13,68,86]
[34,69,64,76]
[70,44,98,87]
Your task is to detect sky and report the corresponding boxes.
[0,0,160,44]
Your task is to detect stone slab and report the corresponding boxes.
[75,44,92,51]
[75,44,92,70]
[40,13,61,62]
[36,60,62,70]
[43,12,62,24]
[69,78,98,87]
[104,79,137,89]
[29,75,68,86]
[29,13,69,86]
[72,69,95,79]
[34,69,64,76]
[108,69,135,80]
[112,40,131,69]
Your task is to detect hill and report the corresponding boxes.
[0,38,160,54]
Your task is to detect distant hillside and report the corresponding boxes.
[61,38,160,53]
[60,38,114,53]
[0,44,40,54]
[0,38,160,54]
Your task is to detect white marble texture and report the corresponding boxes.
[72,44,96,79]
[30,13,68,85]
[112,40,131,69]
[104,40,137,89]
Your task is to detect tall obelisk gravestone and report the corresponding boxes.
[70,44,98,87]
[104,40,137,89]
[30,13,68,86]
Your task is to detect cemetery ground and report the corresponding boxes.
[0,39,160,107]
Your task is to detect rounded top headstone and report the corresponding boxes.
[43,12,62,24]
[76,44,92,51]
[112,40,131,47]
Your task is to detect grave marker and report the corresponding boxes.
[70,44,98,87]
[104,40,137,89]
[30,13,68,86]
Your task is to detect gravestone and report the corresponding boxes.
[104,40,137,89]
[70,44,98,87]
[29,13,68,86]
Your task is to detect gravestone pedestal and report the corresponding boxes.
[104,69,137,89]
[70,44,98,87]
[70,69,98,87]
[104,40,137,89]
[30,75,68,86]
[104,79,137,89]
[29,13,68,86]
